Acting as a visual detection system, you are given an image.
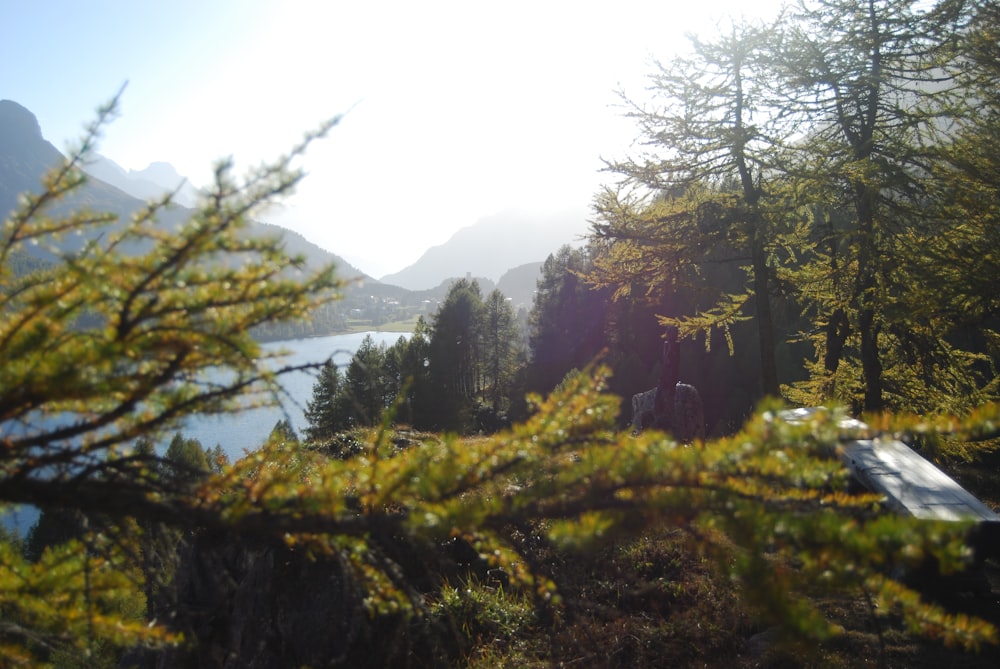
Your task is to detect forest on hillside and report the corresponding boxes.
[2,1,1000,667]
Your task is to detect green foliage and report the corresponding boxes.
[774,0,984,412]
[0,95,340,463]
[0,517,24,557]
[300,279,528,434]
[303,287,526,436]
[304,358,344,440]
[0,93,339,662]
[164,432,210,475]
[24,507,87,564]
[371,320,435,429]
[589,0,999,418]
[591,18,799,398]
[431,579,535,662]
[427,279,484,432]
[528,245,611,395]
[908,1,1000,406]
[3,68,1000,665]
[267,418,299,446]
[480,288,522,417]
[199,366,998,654]
[342,334,394,427]
[0,535,173,666]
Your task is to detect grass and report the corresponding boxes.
[431,579,538,668]
[423,527,751,668]
[340,316,419,333]
[428,525,1000,668]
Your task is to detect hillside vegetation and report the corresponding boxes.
[2,2,1000,667]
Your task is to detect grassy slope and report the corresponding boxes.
[438,529,1000,668]
[418,436,1000,669]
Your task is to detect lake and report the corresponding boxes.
[1,331,408,534]
[182,331,409,461]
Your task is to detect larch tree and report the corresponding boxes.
[0,93,341,661]
[775,0,973,412]
[0,98,342,507]
[914,0,1000,398]
[590,19,796,398]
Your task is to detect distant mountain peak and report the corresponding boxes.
[0,100,46,150]
[132,161,183,183]
[0,101,356,284]
[0,101,67,219]
[84,154,199,208]
[378,207,588,291]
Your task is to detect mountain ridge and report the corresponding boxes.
[378,208,588,291]
[83,154,200,208]
[0,98,373,284]
[1,99,582,320]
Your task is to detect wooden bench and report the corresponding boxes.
[778,408,1000,559]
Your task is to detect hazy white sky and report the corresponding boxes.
[2,0,783,277]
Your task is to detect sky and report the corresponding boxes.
[1,0,784,278]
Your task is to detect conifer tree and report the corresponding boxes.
[481,288,521,416]
[775,0,973,411]
[528,245,610,394]
[340,334,391,427]
[164,432,211,477]
[915,0,1000,386]
[304,358,345,440]
[425,279,484,431]
[591,20,793,397]
[391,318,434,428]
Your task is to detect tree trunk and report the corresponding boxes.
[855,183,884,412]
[750,222,780,397]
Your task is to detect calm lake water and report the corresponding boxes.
[2,331,407,534]
[183,331,409,461]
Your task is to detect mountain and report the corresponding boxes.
[0,99,198,258]
[379,208,588,291]
[0,99,369,282]
[497,262,543,311]
[255,221,370,282]
[1,99,558,330]
[83,154,200,208]
[0,100,66,216]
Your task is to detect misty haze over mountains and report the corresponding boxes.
[83,154,201,209]
[1,98,588,301]
[378,208,588,291]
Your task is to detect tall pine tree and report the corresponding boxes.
[305,359,345,440]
